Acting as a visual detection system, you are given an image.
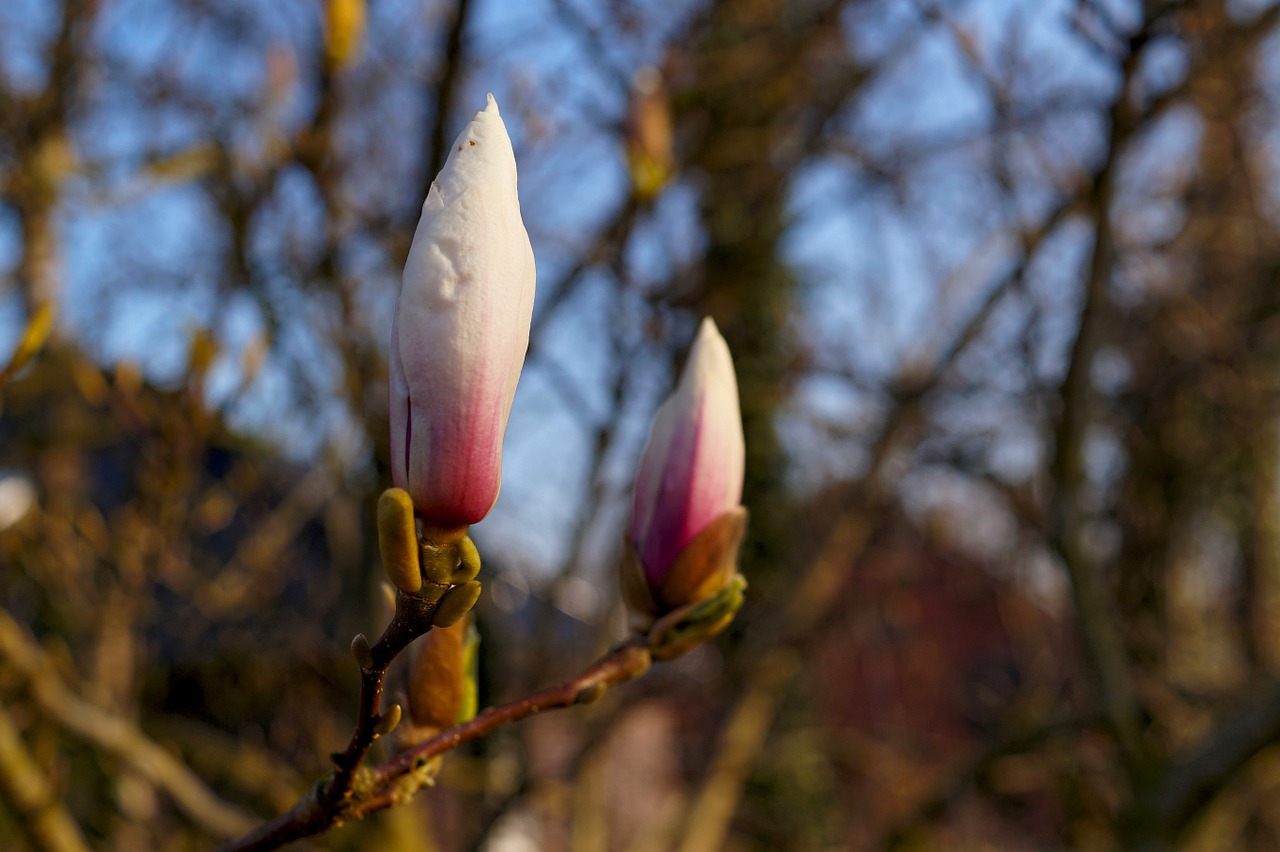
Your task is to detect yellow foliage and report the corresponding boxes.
[627,144,676,203]
[189,327,218,377]
[0,302,54,387]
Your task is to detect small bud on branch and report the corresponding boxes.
[624,318,748,655]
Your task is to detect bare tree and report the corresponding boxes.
[3,0,1280,849]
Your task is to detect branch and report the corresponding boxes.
[0,609,258,840]
[881,715,1099,849]
[221,639,652,851]
[527,196,639,352]
[423,0,474,188]
[0,702,90,852]
[1159,678,1280,835]
[547,0,632,100]
[360,640,652,816]
[214,590,441,852]
[1045,29,1145,771]
[676,650,798,852]
[671,164,1086,852]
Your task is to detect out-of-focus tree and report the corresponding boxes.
[3,0,1280,849]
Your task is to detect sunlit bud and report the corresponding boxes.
[407,616,479,734]
[390,95,536,535]
[374,703,402,737]
[433,580,482,628]
[351,633,374,670]
[378,489,421,594]
[627,318,745,612]
[648,573,747,661]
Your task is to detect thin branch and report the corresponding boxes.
[0,703,90,852]
[1045,29,1145,771]
[528,197,640,353]
[0,609,258,840]
[213,588,442,852]
[1160,679,1280,836]
[362,640,652,813]
[676,650,799,852]
[423,0,474,189]
[672,172,1086,852]
[547,0,632,99]
[881,715,1099,849]
[222,639,652,850]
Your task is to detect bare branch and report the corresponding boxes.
[0,703,90,852]
[0,609,257,840]
[1160,679,1280,834]
[1045,28,1146,771]
[423,0,475,189]
[222,640,652,851]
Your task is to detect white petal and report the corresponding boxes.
[393,96,536,525]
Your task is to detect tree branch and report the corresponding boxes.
[423,0,475,195]
[220,639,652,851]
[1046,28,1146,772]
[361,640,652,816]
[1160,678,1280,835]
[0,703,90,852]
[0,609,258,840]
[670,182,1083,851]
[214,589,441,852]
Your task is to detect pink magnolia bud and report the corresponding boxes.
[629,318,745,591]
[390,95,536,531]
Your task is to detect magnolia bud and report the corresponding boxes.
[390,95,536,533]
[627,318,746,614]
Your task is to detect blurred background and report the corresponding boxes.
[2,0,1279,848]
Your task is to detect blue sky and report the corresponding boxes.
[2,0,1252,590]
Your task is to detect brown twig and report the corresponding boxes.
[0,608,257,840]
[216,590,441,852]
[357,641,653,818]
[1046,26,1145,774]
[672,180,1083,851]
[423,0,474,188]
[1159,678,1280,835]
[881,715,1100,849]
[220,635,651,851]
[0,702,90,852]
